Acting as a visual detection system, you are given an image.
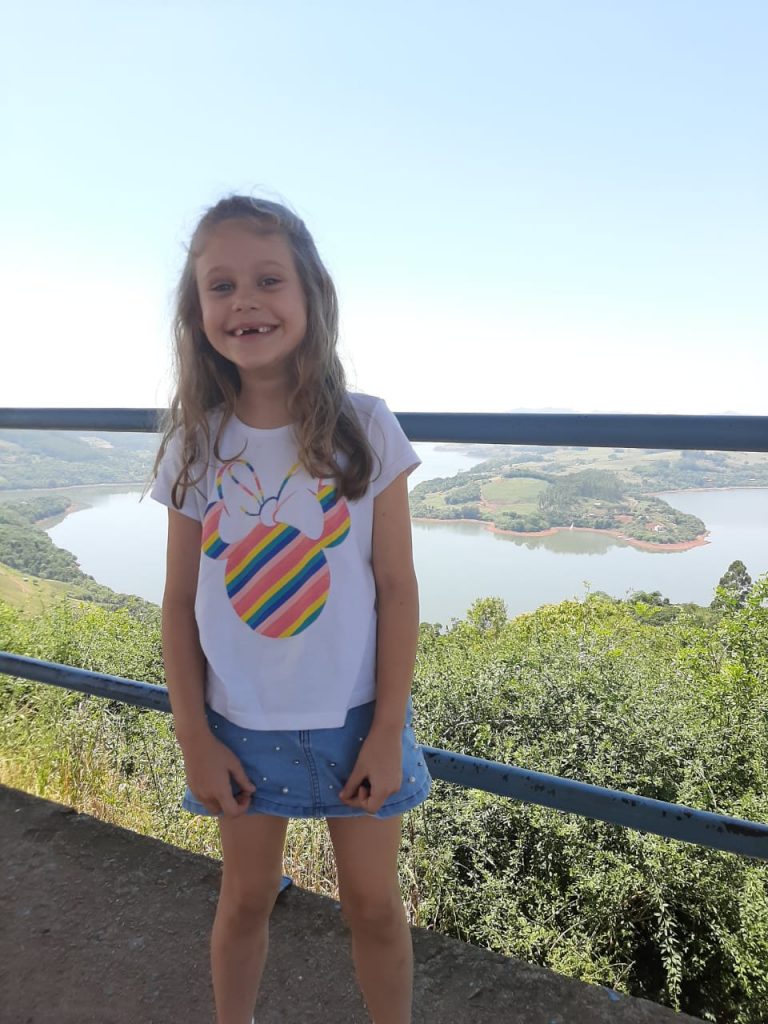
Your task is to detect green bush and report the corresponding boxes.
[406,588,768,1021]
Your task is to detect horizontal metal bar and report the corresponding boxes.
[421,747,768,861]
[2,652,766,860]
[1,408,767,451]
[0,408,164,432]
[397,412,768,453]
[0,652,171,712]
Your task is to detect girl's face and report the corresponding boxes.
[195,219,308,385]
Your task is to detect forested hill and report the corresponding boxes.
[0,430,158,490]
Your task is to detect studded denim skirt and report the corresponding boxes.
[181,696,432,819]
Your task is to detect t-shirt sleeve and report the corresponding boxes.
[150,431,207,521]
[368,398,421,498]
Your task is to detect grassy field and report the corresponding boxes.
[480,477,548,511]
[0,563,75,613]
[424,491,449,508]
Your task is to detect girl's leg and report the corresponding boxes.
[327,815,412,1024]
[212,813,289,1024]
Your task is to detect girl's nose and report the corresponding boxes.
[233,292,260,311]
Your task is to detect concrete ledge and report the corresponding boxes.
[0,784,702,1023]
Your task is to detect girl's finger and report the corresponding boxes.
[362,783,381,814]
[339,774,361,800]
[231,761,256,794]
[342,775,371,800]
[234,788,252,810]
[219,785,245,817]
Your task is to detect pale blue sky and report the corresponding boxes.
[2,1,766,414]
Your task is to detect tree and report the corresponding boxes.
[711,560,753,610]
[465,596,508,634]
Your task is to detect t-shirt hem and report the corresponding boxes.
[372,454,421,497]
[206,697,375,732]
[149,483,202,521]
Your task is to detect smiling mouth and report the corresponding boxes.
[231,326,277,337]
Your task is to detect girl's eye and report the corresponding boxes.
[208,276,279,293]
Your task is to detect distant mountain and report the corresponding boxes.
[505,408,762,416]
[505,407,578,414]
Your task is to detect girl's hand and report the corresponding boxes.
[180,730,256,818]
[339,727,403,815]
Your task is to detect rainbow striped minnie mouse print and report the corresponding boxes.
[201,458,351,638]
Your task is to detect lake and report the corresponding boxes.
[43,444,768,624]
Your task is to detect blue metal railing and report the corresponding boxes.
[1,408,767,862]
[1,408,767,451]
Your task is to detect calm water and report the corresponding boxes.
[44,444,768,624]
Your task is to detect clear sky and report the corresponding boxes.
[2,0,766,415]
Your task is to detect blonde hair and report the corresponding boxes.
[152,195,376,506]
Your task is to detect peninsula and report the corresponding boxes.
[409,445,768,551]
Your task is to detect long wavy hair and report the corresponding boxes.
[151,195,376,507]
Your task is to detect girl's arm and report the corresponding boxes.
[369,469,420,733]
[161,508,255,816]
[161,509,209,744]
[339,470,419,811]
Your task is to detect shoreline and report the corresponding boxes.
[34,501,92,529]
[0,480,147,499]
[651,485,768,495]
[0,481,147,529]
[412,516,710,552]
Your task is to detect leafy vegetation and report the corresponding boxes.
[409,582,768,1022]
[1,566,767,1021]
[712,561,753,611]
[0,500,84,581]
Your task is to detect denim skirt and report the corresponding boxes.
[182,696,432,819]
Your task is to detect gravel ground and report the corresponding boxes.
[0,784,703,1024]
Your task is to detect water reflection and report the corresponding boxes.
[415,518,636,555]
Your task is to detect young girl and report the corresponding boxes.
[150,195,431,1024]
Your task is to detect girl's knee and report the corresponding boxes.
[218,871,284,925]
[341,889,406,935]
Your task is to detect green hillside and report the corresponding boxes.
[0,429,158,490]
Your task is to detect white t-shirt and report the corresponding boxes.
[151,392,421,730]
